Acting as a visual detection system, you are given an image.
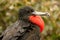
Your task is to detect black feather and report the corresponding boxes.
[0,6,40,40]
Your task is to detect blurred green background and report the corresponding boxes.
[0,0,60,40]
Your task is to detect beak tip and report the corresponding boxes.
[46,12,50,16]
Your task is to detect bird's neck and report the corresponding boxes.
[19,19,31,27]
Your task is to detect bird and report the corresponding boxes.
[0,6,50,40]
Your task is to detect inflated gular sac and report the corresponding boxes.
[29,15,44,32]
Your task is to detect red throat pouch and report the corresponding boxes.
[29,15,44,32]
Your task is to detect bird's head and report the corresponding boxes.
[18,6,50,32]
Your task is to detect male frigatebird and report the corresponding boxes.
[0,6,50,40]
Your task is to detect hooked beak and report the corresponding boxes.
[32,11,50,16]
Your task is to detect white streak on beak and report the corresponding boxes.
[32,11,50,16]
